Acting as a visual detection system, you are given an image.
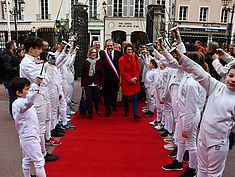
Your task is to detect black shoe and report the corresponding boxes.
[144,111,154,117]
[134,114,141,119]
[162,159,183,171]
[88,112,92,119]
[179,167,196,177]
[183,150,189,162]
[124,112,129,117]
[30,175,36,177]
[168,147,177,158]
[160,130,170,138]
[105,110,110,117]
[55,124,66,130]
[51,129,65,137]
[44,153,59,162]
[54,126,66,133]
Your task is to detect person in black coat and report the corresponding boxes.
[81,47,104,119]
[1,40,20,116]
[99,39,122,117]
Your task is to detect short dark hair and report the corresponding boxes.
[10,77,30,95]
[5,40,15,49]
[24,36,44,52]
[150,59,158,68]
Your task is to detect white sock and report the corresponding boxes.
[189,149,197,169]
[176,143,186,163]
[35,167,46,177]
[22,168,30,177]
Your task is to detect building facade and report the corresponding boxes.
[174,0,235,47]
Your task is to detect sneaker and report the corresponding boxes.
[154,124,164,132]
[51,129,65,137]
[134,114,141,119]
[164,143,176,150]
[44,153,59,162]
[63,123,76,130]
[45,138,62,146]
[142,108,148,113]
[68,110,76,115]
[66,118,72,122]
[162,159,183,171]
[168,147,177,158]
[149,120,160,126]
[183,150,189,162]
[160,131,170,138]
[179,167,196,177]
[164,134,173,142]
[144,111,154,117]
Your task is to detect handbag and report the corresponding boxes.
[79,89,87,116]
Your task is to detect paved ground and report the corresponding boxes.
[0,80,234,177]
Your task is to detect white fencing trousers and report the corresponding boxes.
[34,94,47,156]
[197,139,229,177]
[48,86,59,130]
[164,110,173,134]
[169,84,179,121]
[162,95,173,133]
[45,99,51,140]
[20,138,46,177]
[146,88,155,112]
[58,92,68,125]
[155,88,162,122]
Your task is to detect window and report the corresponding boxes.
[89,0,97,19]
[199,7,208,22]
[41,0,48,19]
[113,0,122,17]
[221,8,229,23]
[179,6,188,21]
[135,0,144,17]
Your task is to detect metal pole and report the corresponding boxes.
[6,0,11,41]
[14,0,18,45]
[230,4,235,45]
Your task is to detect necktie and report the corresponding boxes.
[108,52,113,60]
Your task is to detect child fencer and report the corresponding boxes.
[11,77,46,177]
[172,48,235,177]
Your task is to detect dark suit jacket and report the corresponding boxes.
[99,50,122,84]
[81,58,104,87]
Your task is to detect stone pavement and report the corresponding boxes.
[0,80,234,177]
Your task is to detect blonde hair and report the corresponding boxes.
[87,47,97,58]
[114,43,121,51]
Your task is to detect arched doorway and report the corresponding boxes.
[131,31,147,47]
[37,28,55,47]
[111,30,126,45]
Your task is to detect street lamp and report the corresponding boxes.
[102,1,107,16]
[221,0,235,49]
[9,0,25,45]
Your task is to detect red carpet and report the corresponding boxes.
[45,103,186,177]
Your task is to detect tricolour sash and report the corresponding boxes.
[104,50,120,80]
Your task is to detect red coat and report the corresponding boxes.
[119,53,141,96]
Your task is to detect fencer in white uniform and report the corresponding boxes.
[177,50,235,177]
[12,78,46,177]
[20,53,50,157]
[144,60,158,115]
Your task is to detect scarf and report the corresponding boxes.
[87,58,99,76]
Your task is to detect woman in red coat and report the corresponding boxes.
[119,43,141,119]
